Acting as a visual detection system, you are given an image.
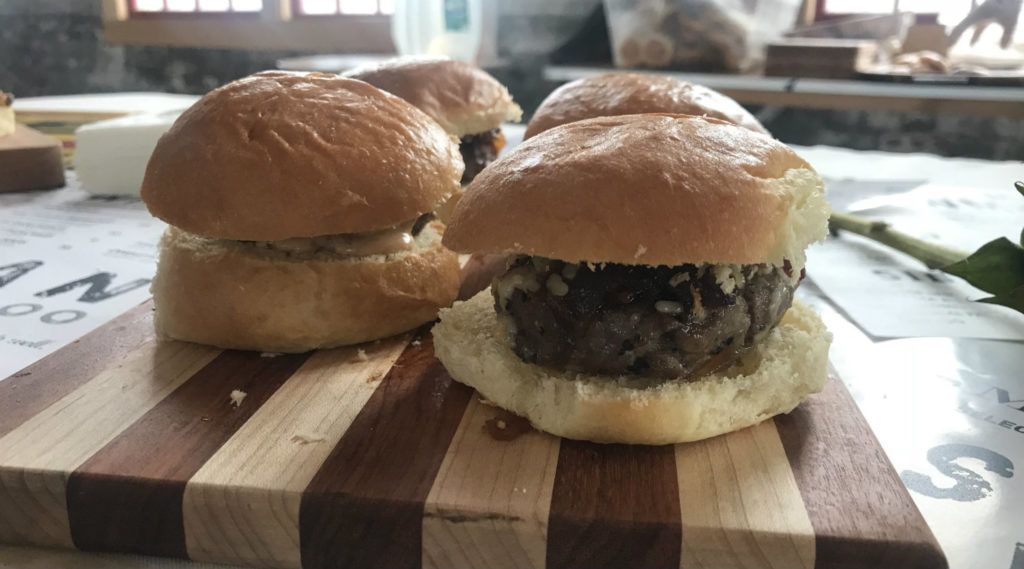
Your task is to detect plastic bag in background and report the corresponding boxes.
[604,0,802,73]
[391,0,485,63]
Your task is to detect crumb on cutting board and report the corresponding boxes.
[291,432,327,445]
[229,389,247,407]
[356,348,369,362]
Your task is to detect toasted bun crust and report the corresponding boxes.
[152,224,461,352]
[433,290,831,444]
[525,73,767,139]
[141,71,463,241]
[344,56,522,137]
[444,114,828,268]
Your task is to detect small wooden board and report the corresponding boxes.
[0,262,946,568]
[0,124,65,192]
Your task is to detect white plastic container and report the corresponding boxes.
[391,0,489,63]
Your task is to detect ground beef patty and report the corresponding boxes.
[493,256,798,380]
[459,129,504,184]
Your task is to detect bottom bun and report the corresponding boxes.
[152,224,461,352]
[432,289,831,445]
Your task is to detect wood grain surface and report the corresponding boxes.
[0,335,218,548]
[676,420,815,569]
[67,350,310,556]
[0,258,947,569]
[423,398,560,569]
[0,124,65,193]
[548,442,682,568]
[0,303,154,439]
[776,374,948,569]
[183,335,410,568]
[299,336,474,569]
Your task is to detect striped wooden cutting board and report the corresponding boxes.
[0,259,946,569]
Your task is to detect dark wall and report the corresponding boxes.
[0,0,300,97]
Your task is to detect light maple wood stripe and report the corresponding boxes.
[0,302,155,439]
[675,420,815,569]
[182,335,411,569]
[0,340,219,548]
[422,399,560,569]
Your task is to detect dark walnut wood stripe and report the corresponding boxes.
[547,441,682,569]
[66,349,309,558]
[775,374,948,569]
[0,301,154,438]
[300,336,473,569]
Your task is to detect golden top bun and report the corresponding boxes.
[444,114,828,268]
[344,56,522,137]
[524,72,767,139]
[142,71,463,241]
[432,290,831,445]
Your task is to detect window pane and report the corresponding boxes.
[300,0,339,14]
[824,0,894,13]
[134,0,166,11]
[379,0,393,14]
[339,0,377,14]
[166,0,198,11]
[198,0,230,11]
[230,0,263,11]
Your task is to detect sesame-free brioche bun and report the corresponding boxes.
[444,114,829,268]
[141,71,463,241]
[152,223,460,352]
[344,56,522,137]
[433,290,831,445]
[524,73,767,138]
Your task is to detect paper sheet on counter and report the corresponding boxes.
[847,184,1024,251]
[808,235,1024,340]
[808,183,1024,340]
[799,283,1024,569]
[0,175,164,379]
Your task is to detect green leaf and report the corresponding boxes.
[943,237,1024,297]
[977,284,1024,313]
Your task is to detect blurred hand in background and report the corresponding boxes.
[947,0,1023,49]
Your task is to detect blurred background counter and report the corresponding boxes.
[3,0,1024,159]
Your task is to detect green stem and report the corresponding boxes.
[828,211,969,270]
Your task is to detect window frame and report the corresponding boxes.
[289,0,391,17]
[102,0,396,52]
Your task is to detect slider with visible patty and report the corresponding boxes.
[433,114,831,445]
[344,56,522,192]
[524,72,768,139]
[142,71,463,352]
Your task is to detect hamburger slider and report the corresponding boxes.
[524,72,767,139]
[433,114,832,445]
[345,56,522,186]
[142,71,463,352]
